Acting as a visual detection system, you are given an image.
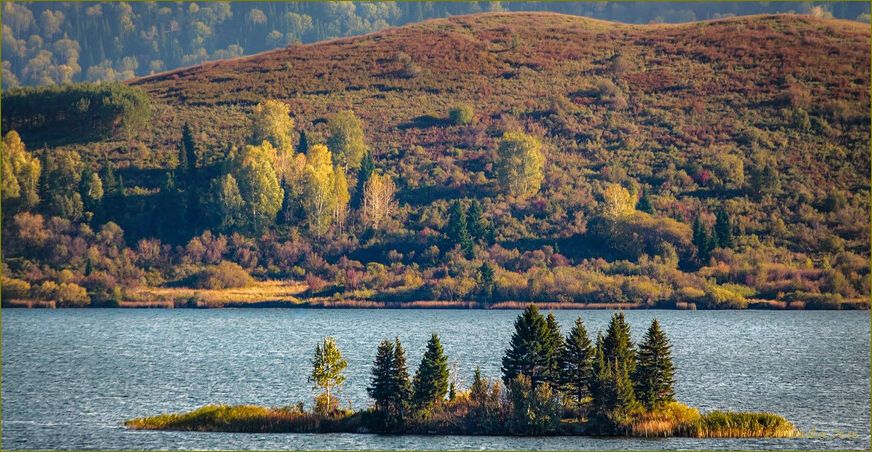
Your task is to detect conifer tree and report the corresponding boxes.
[502,304,550,387]
[714,208,734,249]
[412,333,450,409]
[636,188,654,214]
[445,200,473,256]
[478,262,495,300]
[297,130,310,154]
[602,311,635,376]
[560,317,594,406]
[633,319,675,409]
[368,339,395,414]
[352,151,374,209]
[466,199,487,242]
[692,214,710,263]
[391,337,412,424]
[544,313,564,387]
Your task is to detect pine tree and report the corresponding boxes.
[633,319,675,409]
[297,130,310,154]
[391,337,412,424]
[478,262,495,300]
[180,123,197,179]
[602,312,635,378]
[466,199,487,242]
[502,304,550,387]
[352,150,374,209]
[714,208,734,249]
[445,200,473,257]
[560,317,594,406]
[543,313,564,387]
[692,214,710,263]
[412,333,450,409]
[636,188,654,214]
[368,339,395,414]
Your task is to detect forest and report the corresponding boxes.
[2,2,869,88]
[125,307,798,437]
[1,12,869,310]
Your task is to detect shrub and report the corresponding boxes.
[55,282,90,307]
[508,375,562,435]
[190,261,254,290]
[448,104,475,125]
[1,276,31,301]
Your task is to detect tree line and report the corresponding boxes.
[308,306,675,434]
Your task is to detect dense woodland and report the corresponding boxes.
[2,2,869,88]
[1,13,869,309]
[127,307,797,437]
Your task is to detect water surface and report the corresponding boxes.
[2,309,869,450]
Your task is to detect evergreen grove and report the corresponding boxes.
[308,305,676,434]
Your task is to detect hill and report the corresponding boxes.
[2,13,869,309]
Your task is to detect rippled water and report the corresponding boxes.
[1,309,869,450]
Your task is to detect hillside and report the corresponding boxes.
[2,13,869,309]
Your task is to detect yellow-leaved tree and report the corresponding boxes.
[230,142,284,232]
[1,131,41,213]
[495,131,545,198]
[251,99,295,152]
[327,110,367,173]
[601,183,636,219]
[303,144,349,236]
[362,172,397,230]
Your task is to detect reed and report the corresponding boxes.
[689,411,799,438]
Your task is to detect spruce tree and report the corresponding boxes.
[368,339,395,414]
[297,130,310,154]
[445,200,473,257]
[502,304,550,387]
[602,312,635,378]
[544,313,564,387]
[692,214,710,263]
[714,208,734,249]
[560,317,594,406]
[478,262,495,300]
[633,319,675,409]
[391,337,412,423]
[352,151,374,209]
[636,188,654,214]
[412,333,450,409]
[466,199,487,242]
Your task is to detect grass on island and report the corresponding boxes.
[125,402,798,438]
[618,402,799,438]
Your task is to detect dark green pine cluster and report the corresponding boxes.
[501,305,676,430]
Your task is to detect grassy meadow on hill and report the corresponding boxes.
[2,13,869,309]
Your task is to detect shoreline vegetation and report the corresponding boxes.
[125,306,798,438]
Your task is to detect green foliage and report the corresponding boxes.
[560,317,594,406]
[230,142,285,233]
[310,337,348,416]
[445,200,473,256]
[41,148,84,221]
[633,320,675,409]
[2,82,151,145]
[368,337,412,430]
[448,103,475,125]
[412,333,450,409]
[327,110,367,171]
[507,374,562,435]
[501,304,551,387]
[352,151,374,209]
[495,131,545,198]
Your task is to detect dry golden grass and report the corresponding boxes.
[127,280,307,308]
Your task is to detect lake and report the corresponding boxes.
[1,309,869,450]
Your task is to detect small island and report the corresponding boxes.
[126,305,797,438]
